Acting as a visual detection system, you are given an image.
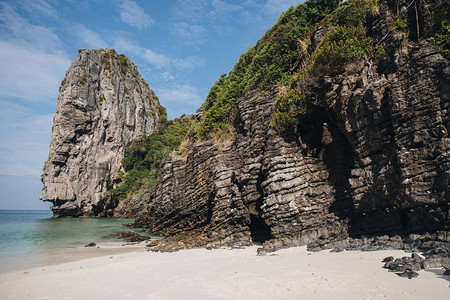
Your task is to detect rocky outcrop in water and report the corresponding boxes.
[41,49,161,217]
[131,1,449,252]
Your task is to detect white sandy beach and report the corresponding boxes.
[0,245,448,300]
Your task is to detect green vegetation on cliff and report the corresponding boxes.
[436,0,450,59]
[111,110,196,200]
[197,0,341,139]
[113,0,450,199]
[270,87,307,132]
[272,0,383,131]
[331,0,378,27]
[197,0,387,138]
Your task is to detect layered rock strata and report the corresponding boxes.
[132,1,449,252]
[41,49,160,217]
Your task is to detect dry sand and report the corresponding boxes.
[0,245,448,300]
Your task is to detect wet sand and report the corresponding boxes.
[0,242,146,273]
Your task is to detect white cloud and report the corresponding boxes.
[118,0,153,29]
[171,0,260,42]
[109,32,143,55]
[0,1,66,182]
[0,100,53,177]
[72,24,108,49]
[0,3,64,52]
[156,85,205,119]
[0,41,71,103]
[142,49,171,68]
[156,85,203,105]
[111,34,204,72]
[173,56,206,71]
[173,0,247,23]
[173,0,209,23]
[0,3,71,103]
[172,22,207,47]
[212,0,242,14]
[18,0,58,19]
[147,70,176,83]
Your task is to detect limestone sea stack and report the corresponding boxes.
[41,49,161,217]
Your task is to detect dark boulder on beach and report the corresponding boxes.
[382,256,394,263]
[381,250,450,278]
[396,270,419,279]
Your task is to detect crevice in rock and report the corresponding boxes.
[297,105,327,156]
[206,192,215,224]
[323,120,354,215]
[250,169,273,244]
[249,213,272,244]
[407,0,426,42]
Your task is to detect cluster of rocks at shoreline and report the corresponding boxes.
[306,232,450,279]
[115,231,150,243]
[382,254,422,279]
[83,231,151,248]
[381,252,450,279]
[307,232,449,255]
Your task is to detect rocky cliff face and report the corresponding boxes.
[41,49,160,217]
[130,1,449,251]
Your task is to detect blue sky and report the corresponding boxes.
[0,0,301,210]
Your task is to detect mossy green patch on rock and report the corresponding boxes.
[333,0,378,27]
[197,0,340,140]
[271,87,307,134]
[311,25,373,73]
[435,0,450,59]
[111,115,197,200]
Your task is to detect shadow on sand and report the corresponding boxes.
[424,268,450,282]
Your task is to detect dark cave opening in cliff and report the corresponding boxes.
[249,214,273,244]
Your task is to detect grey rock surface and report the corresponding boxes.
[41,49,160,217]
[131,1,449,252]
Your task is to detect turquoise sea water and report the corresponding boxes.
[0,210,147,272]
